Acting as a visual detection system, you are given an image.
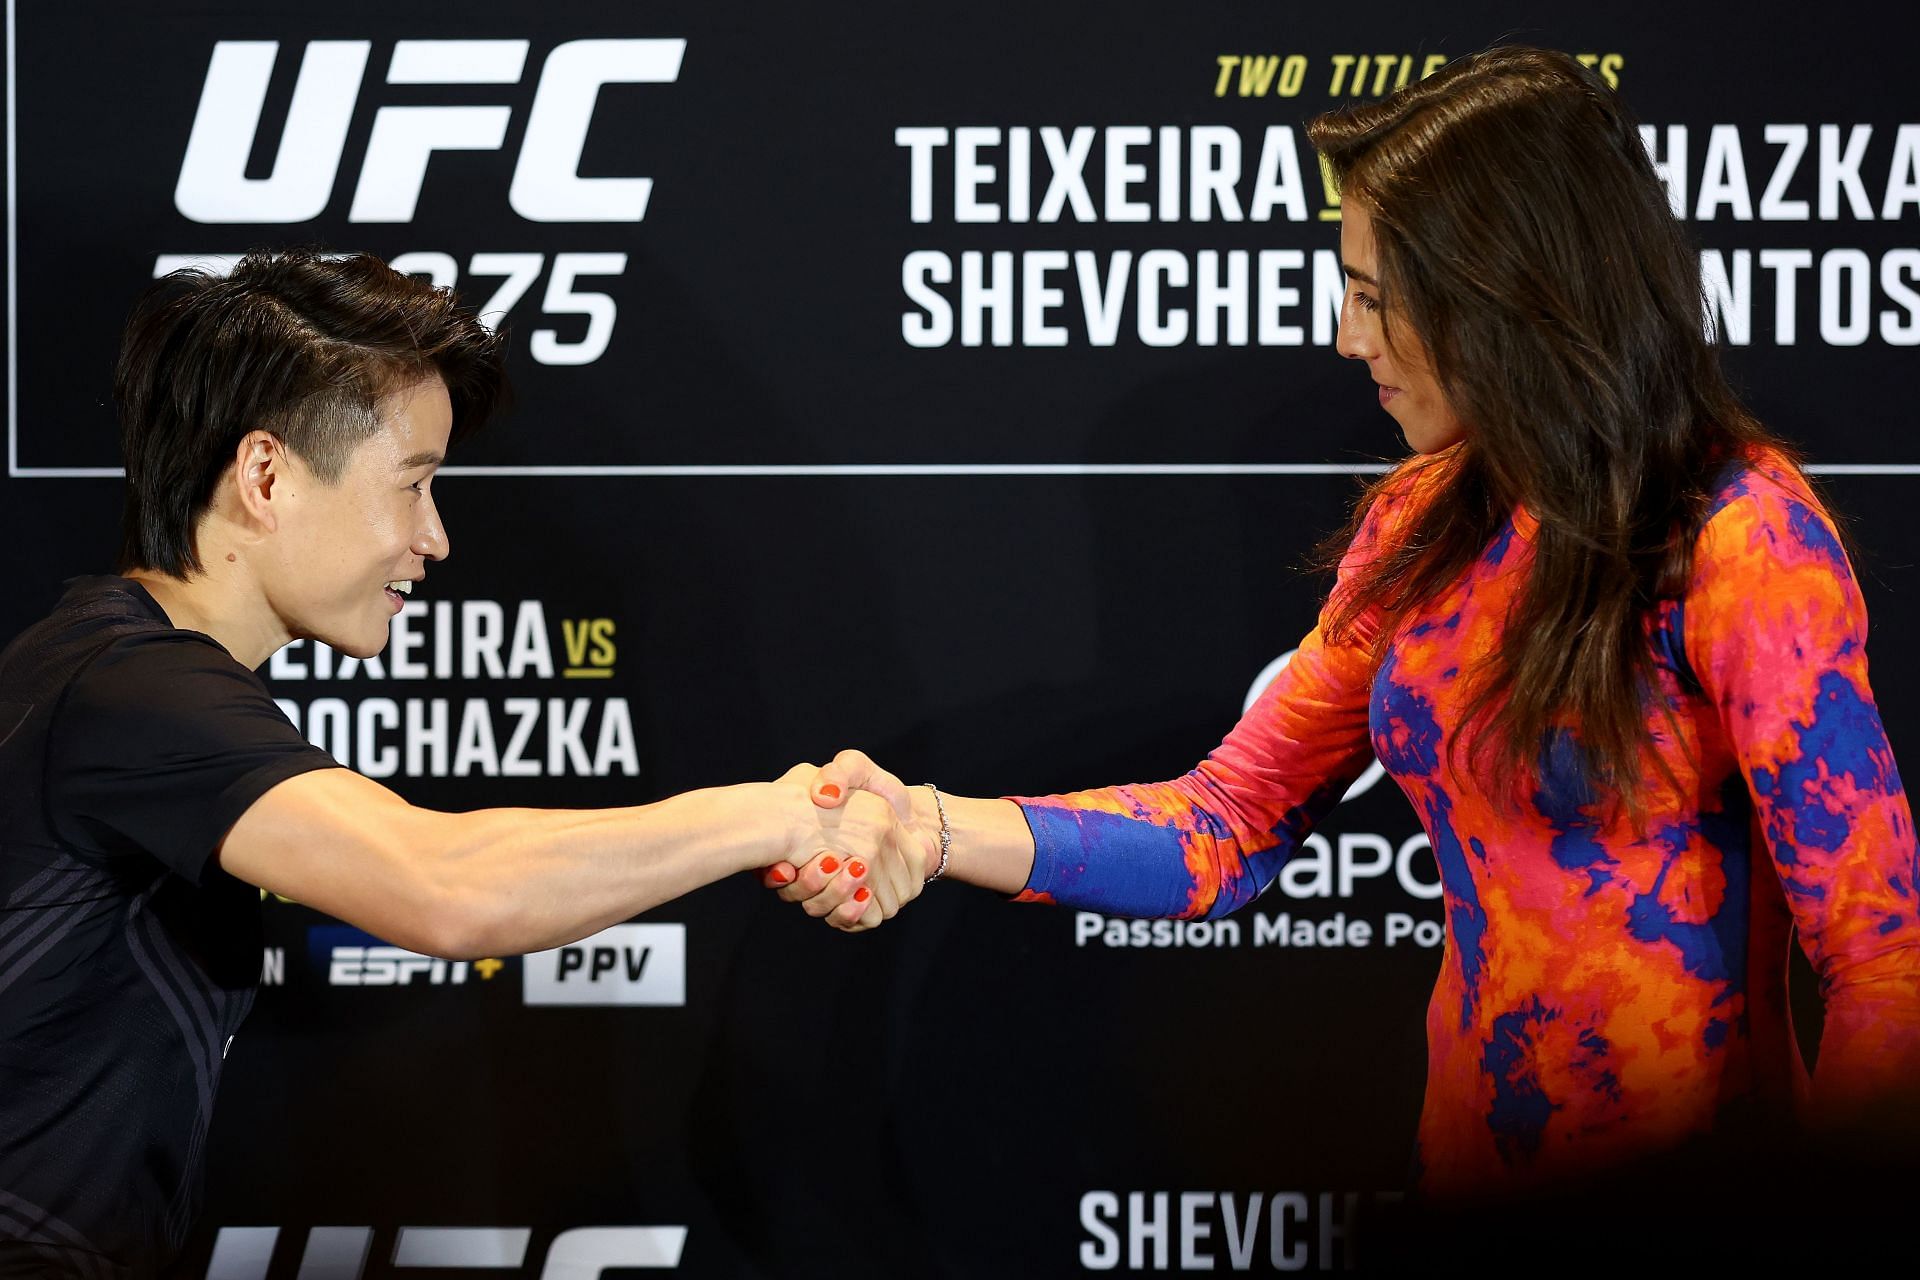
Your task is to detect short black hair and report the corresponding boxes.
[114,248,510,576]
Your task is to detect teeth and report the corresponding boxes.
[385,581,413,595]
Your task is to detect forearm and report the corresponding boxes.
[908,789,1034,896]
[226,769,877,958]
[784,752,1332,927]
[402,784,793,957]
[1005,760,1348,919]
[989,623,1369,918]
[1808,958,1920,1137]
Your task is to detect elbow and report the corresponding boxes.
[381,809,530,960]
[1196,844,1282,921]
[378,848,520,960]
[412,881,519,960]
[322,810,527,959]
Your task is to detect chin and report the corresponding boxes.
[1390,403,1467,456]
[320,624,391,660]
[1403,426,1467,455]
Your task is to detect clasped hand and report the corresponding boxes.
[766,751,930,931]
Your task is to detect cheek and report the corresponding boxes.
[1408,372,1448,414]
[365,497,414,547]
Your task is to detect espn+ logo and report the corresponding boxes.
[312,925,499,986]
[310,924,684,1006]
[167,38,683,365]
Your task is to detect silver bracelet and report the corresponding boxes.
[922,782,952,883]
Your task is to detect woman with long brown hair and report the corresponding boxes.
[779,46,1920,1206]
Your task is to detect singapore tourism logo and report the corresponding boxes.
[1071,650,1443,952]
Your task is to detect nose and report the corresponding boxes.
[1335,294,1377,362]
[413,490,450,563]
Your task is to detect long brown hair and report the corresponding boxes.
[1306,47,1796,816]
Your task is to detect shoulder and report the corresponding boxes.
[6,575,184,651]
[1324,453,1459,637]
[1352,451,1457,550]
[47,620,318,812]
[65,629,271,725]
[1694,446,1850,582]
[1375,450,1456,511]
[3,575,218,699]
[43,584,274,737]
[1683,447,1865,666]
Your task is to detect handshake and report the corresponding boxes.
[757,749,949,932]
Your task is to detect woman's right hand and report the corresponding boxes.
[764,751,934,931]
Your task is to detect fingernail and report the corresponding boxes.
[819,856,840,875]
[854,887,871,903]
[767,864,796,886]
[848,860,867,879]
[819,783,842,800]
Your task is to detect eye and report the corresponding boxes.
[1354,290,1381,314]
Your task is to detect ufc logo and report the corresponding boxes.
[173,38,684,224]
[205,1226,686,1277]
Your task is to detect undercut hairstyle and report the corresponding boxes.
[1306,47,1804,820]
[114,248,510,577]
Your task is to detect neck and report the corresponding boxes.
[126,543,290,670]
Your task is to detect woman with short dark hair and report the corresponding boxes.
[0,249,921,1276]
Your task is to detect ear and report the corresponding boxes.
[231,430,288,533]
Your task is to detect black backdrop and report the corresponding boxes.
[4,1,1918,1275]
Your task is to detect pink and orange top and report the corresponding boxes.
[1011,449,1920,1195]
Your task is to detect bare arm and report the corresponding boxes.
[219,767,896,959]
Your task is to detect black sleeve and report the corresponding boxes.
[46,631,342,883]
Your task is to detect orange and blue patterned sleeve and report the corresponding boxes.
[1685,469,1920,1111]
[1007,473,1418,920]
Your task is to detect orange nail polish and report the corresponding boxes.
[819,783,842,800]
[819,856,840,875]
[854,886,871,903]
[848,860,867,879]
[768,864,796,886]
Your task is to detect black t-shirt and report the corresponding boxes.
[0,576,338,1276]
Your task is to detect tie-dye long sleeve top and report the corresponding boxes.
[1010,450,1920,1195]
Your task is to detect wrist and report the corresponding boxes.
[694,782,809,875]
[909,784,940,834]
[917,783,953,883]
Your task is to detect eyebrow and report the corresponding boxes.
[1342,263,1379,287]
[398,450,444,471]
